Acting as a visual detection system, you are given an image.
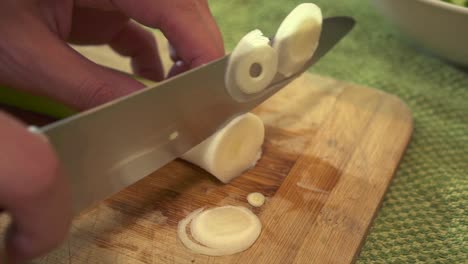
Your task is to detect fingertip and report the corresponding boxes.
[5,223,31,263]
[169,43,180,62]
[110,0,224,75]
[131,60,164,82]
[109,21,165,83]
[167,60,189,78]
[3,197,71,263]
[5,222,66,263]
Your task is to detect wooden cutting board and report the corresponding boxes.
[0,40,413,263]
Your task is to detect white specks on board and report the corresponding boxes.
[247,192,266,207]
[151,211,168,225]
[296,182,330,194]
[169,132,179,141]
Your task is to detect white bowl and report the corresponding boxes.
[374,0,468,66]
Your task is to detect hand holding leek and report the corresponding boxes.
[0,0,223,262]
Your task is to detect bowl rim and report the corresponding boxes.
[418,0,468,14]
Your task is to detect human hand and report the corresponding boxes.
[0,0,224,110]
[0,112,71,264]
[0,0,224,262]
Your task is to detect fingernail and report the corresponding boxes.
[27,125,41,134]
[175,60,185,67]
[7,228,31,264]
[27,126,49,142]
[168,43,180,61]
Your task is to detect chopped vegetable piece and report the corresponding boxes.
[272,3,323,77]
[225,29,278,95]
[247,192,266,207]
[178,206,262,256]
[181,113,264,183]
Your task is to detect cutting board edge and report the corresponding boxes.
[353,86,414,263]
[352,133,413,263]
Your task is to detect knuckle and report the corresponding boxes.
[74,78,115,109]
[174,0,199,13]
[156,0,199,26]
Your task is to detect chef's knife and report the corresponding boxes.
[35,17,355,215]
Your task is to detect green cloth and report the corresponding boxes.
[209,0,467,262]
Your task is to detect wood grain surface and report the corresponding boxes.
[0,35,413,263]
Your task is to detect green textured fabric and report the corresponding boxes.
[208,0,467,262]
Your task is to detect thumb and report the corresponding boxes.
[0,14,144,110]
[0,111,72,263]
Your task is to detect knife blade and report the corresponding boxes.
[38,16,355,215]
